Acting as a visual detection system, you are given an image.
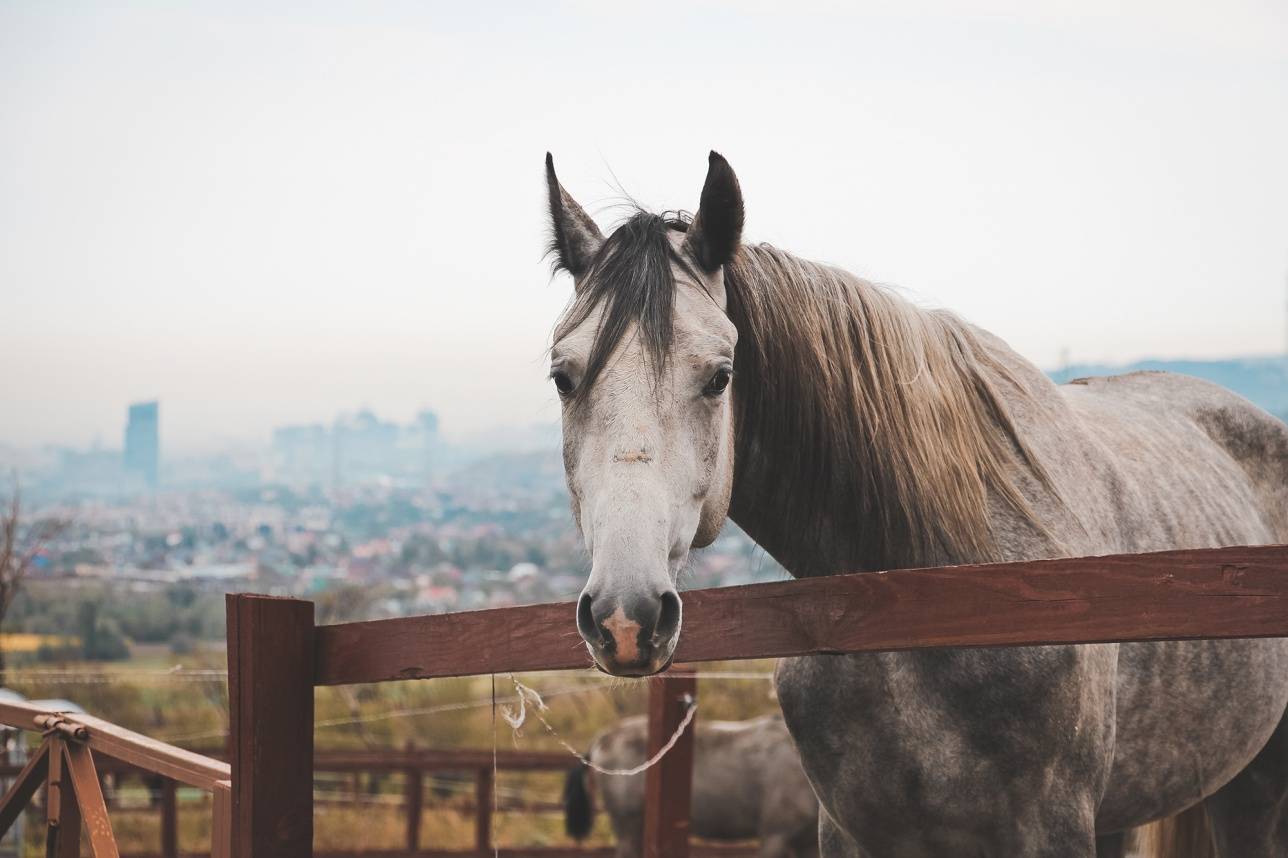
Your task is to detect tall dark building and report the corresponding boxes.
[124,401,159,488]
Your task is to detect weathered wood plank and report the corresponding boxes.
[316,599,587,684]
[642,672,696,858]
[314,545,1288,684]
[210,780,231,858]
[226,595,314,858]
[48,737,81,858]
[0,700,228,790]
[63,743,120,858]
[73,713,229,791]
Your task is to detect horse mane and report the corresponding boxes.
[554,210,1055,573]
[725,243,1054,572]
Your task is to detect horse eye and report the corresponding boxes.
[552,371,575,396]
[703,367,733,397]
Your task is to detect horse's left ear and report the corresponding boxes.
[685,151,744,273]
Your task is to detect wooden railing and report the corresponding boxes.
[227,544,1288,857]
[2,544,1284,856]
[2,745,580,857]
[0,697,231,857]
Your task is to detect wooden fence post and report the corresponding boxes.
[160,778,177,858]
[642,671,697,858]
[47,738,81,858]
[226,594,315,858]
[475,767,493,854]
[403,741,422,852]
[211,780,232,858]
[62,742,119,858]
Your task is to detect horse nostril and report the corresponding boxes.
[656,590,682,642]
[576,592,602,645]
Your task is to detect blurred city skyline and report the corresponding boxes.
[3,1,1288,455]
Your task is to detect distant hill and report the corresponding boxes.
[1049,355,1288,422]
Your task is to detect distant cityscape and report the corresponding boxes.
[15,403,461,501]
[0,401,782,636]
[1,353,1284,641]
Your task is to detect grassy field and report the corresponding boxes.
[2,645,780,854]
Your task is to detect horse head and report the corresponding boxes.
[545,152,743,676]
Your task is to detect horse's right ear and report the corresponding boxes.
[546,153,603,278]
[685,151,744,273]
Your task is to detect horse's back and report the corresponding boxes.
[1054,369,1288,547]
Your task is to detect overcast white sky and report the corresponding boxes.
[3,1,1287,454]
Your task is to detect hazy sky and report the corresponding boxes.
[3,1,1287,454]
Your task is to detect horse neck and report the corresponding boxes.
[723,245,1047,577]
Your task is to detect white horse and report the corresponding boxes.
[542,151,1288,857]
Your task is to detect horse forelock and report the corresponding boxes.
[552,210,700,406]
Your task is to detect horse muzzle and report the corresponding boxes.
[576,588,682,676]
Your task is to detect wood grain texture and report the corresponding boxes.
[226,595,315,858]
[316,599,588,684]
[643,672,696,858]
[210,780,232,858]
[315,545,1288,684]
[73,712,229,790]
[48,737,80,858]
[0,700,229,790]
[64,742,120,858]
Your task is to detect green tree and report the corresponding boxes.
[77,601,130,661]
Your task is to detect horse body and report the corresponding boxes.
[566,713,819,858]
[542,151,1288,857]
[773,364,1288,856]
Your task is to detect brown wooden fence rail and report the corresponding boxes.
[226,544,1288,858]
[0,697,231,858]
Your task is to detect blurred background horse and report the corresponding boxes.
[564,713,819,858]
